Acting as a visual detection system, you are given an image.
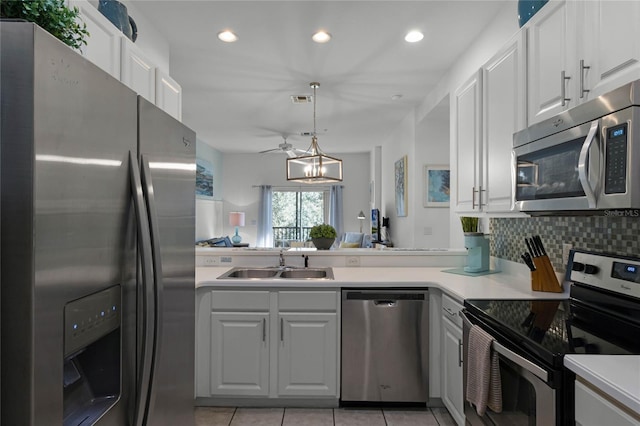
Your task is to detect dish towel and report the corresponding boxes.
[465,324,503,416]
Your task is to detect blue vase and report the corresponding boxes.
[98,0,137,42]
[518,0,548,27]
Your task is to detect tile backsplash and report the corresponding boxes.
[490,216,640,272]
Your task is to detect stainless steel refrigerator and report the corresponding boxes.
[1,22,196,426]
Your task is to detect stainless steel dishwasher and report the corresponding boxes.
[341,289,429,404]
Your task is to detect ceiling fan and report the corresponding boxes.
[259,136,308,158]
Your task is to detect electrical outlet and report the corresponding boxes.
[346,256,360,267]
[423,227,432,236]
[203,256,218,266]
[220,256,233,263]
[562,243,573,266]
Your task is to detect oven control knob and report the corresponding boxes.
[572,262,585,272]
[584,264,599,274]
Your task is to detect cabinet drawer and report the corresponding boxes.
[278,291,337,311]
[442,293,463,329]
[211,290,270,311]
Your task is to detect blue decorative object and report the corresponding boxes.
[518,0,548,27]
[98,0,137,42]
[229,212,245,244]
[231,228,242,244]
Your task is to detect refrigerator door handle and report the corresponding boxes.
[129,152,155,426]
[140,155,165,421]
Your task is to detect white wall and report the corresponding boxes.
[413,97,450,248]
[378,1,521,248]
[222,152,370,246]
[380,113,415,247]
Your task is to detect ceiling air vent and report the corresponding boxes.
[290,94,312,104]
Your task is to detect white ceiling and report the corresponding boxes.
[133,1,507,155]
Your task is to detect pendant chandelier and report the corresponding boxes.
[287,82,343,183]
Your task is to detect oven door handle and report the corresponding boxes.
[577,120,599,209]
[460,311,549,382]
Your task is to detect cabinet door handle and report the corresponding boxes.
[472,187,476,208]
[458,339,463,367]
[579,59,590,99]
[479,185,485,207]
[262,318,266,342]
[443,307,457,318]
[561,70,571,106]
[280,318,284,342]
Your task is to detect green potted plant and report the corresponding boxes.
[1,0,89,50]
[460,216,480,235]
[309,224,337,250]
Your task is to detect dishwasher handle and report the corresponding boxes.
[373,300,397,307]
[345,291,427,301]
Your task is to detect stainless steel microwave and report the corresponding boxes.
[513,80,640,214]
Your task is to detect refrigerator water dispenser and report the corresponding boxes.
[63,286,121,426]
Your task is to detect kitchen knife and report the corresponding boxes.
[525,238,535,257]
[534,235,547,256]
[528,237,540,257]
[521,253,536,271]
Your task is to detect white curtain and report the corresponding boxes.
[329,185,344,238]
[257,185,273,247]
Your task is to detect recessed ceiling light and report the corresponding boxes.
[217,30,238,43]
[391,94,403,101]
[312,30,332,43]
[404,30,424,43]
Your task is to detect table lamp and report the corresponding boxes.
[229,212,245,244]
[357,210,366,233]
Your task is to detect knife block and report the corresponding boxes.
[531,256,563,293]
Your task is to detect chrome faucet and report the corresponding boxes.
[279,249,286,268]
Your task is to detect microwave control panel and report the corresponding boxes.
[605,123,628,194]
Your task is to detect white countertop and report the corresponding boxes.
[196,266,570,301]
[564,355,640,415]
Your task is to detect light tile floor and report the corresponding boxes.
[195,406,456,426]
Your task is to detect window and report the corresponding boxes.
[272,190,327,247]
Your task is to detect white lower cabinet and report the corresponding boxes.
[441,294,465,426]
[210,312,269,396]
[197,288,340,400]
[278,313,337,396]
[575,379,640,426]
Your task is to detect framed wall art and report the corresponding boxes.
[195,158,214,198]
[423,165,450,207]
[395,155,408,217]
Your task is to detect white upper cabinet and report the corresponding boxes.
[71,0,121,79]
[453,71,483,214]
[155,69,183,121]
[453,31,526,215]
[527,0,640,124]
[121,38,156,103]
[579,1,640,100]
[482,31,527,213]
[526,0,577,124]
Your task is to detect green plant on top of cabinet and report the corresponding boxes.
[453,31,526,214]
[1,0,89,49]
[527,0,640,125]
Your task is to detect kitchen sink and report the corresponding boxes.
[279,269,330,279]
[224,268,280,278]
[217,267,334,280]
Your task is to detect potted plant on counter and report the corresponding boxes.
[309,224,337,250]
[1,0,89,50]
[460,216,480,235]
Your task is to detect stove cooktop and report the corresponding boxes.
[464,294,640,369]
